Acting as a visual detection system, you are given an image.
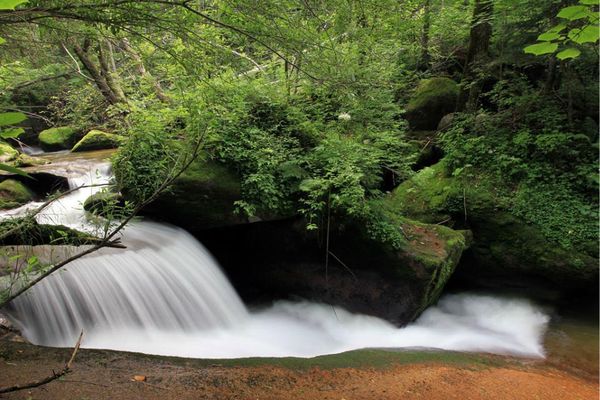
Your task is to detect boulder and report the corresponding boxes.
[72,130,125,152]
[437,113,455,131]
[84,191,125,217]
[140,158,248,230]
[38,127,77,151]
[405,77,459,131]
[390,161,598,292]
[0,179,34,210]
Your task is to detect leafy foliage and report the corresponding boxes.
[525,0,599,59]
[440,75,598,251]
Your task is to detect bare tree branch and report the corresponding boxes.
[0,330,84,394]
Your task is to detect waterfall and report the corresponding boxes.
[1,158,550,359]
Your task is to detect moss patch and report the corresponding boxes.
[38,126,77,151]
[0,217,100,246]
[0,142,18,163]
[405,77,459,130]
[0,179,34,210]
[391,161,598,289]
[142,158,247,230]
[72,130,125,152]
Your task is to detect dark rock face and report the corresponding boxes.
[196,216,468,325]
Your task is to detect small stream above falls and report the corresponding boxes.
[0,155,561,359]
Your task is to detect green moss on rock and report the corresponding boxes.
[0,141,19,163]
[38,127,77,151]
[84,191,125,217]
[141,158,247,230]
[332,196,471,320]
[391,161,598,289]
[0,179,34,210]
[72,130,125,152]
[405,77,459,130]
[0,217,100,246]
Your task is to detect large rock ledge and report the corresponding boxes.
[138,157,471,324]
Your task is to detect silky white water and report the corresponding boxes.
[2,158,550,359]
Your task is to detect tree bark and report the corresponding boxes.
[73,40,122,105]
[418,0,432,71]
[458,0,494,111]
[98,40,127,103]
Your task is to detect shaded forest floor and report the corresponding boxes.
[1,331,597,400]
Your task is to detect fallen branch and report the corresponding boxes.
[0,330,84,394]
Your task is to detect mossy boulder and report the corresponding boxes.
[0,179,34,210]
[140,158,248,230]
[84,191,125,217]
[13,153,47,168]
[391,161,598,291]
[0,217,100,246]
[38,127,77,151]
[0,142,19,163]
[405,77,459,131]
[72,130,125,152]
[329,200,471,319]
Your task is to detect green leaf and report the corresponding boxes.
[579,0,599,5]
[547,24,567,33]
[0,112,26,126]
[537,32,561,41]
[557,6,589,21]
[0,37,5,45]
[0,163,31,178]
[524,42,558,56]
[0,127,24,139]
[571,25,600,44]
[556,47,582,60]
[0,0,27,10]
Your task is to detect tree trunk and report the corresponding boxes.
[73,41,122,105]
[98,40,127,103]
[458,0,494,111]
[120,38,170,103]
[418,0,432,71]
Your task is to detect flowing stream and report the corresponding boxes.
[1,157,551,359]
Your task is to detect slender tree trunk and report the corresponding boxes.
[544,56,557,94]
[120,38,170,103]
[98,40,127,103]
[73,41,122,105]
[418,0,432,71]
[458,0,494,111]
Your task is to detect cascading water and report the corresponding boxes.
[1,157,550,359]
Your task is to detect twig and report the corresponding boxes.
[463,187,467,222]
[0,330,84,394]
[327,251,357,281]
[61,42,94,81]
[435,216,452,225]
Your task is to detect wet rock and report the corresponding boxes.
[0,179,34,210]
[72,130,125,152]
[38,126,78,151]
